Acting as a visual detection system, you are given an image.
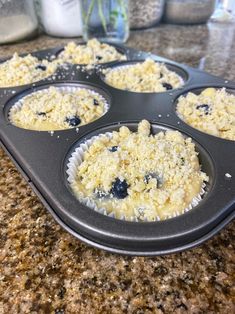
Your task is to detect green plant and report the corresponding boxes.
[82,0,128,33]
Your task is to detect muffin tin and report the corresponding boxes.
[0,43,234,256]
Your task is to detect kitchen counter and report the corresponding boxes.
[0,23,235,313]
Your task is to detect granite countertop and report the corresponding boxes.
[0,23,235,314]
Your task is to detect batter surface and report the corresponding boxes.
[0,53,57,87]
[58,39,126,65]
[69,120,208,221]
[10,86,107,131]
[103,59,183,93]
[177,88,235,141]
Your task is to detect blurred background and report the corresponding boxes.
[0,0,235,44]
[1,0,235,79]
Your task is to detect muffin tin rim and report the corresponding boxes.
[173,84,235,143]
[37,190,235,255]
[63,119,216,223]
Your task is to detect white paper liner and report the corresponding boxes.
[8,85,109,129]
[103,62,185,90]
[66,131,207,222]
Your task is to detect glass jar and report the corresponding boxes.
[210,0,235,22]
[81,0,129,43]
[129,0,165,29]
[38,0,83,37]
[163,0,216,24]
[0,0,38,44]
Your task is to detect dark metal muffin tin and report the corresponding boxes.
[0,43,234,256]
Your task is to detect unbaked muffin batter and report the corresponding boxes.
[70,120,208,221]
[177,88,235,141]
[0,53,57,87]
[103,59,183,92]
[58,38,126,65]
[10,86,107,131]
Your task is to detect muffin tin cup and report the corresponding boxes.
[56,42,128,67]
[0,43,234,255]
[0,47,65,90]
[175,86,235,142]
[100,59,188,93]
[8,83,110,131]
[66,128,207,222]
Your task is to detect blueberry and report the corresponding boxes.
[65,116,81,126]
[35,64,47,71]
[55,309,64,314]
[144,173,162,188]
[160,72,163,78]
[196,104,210,115]
[37,112,47,116]
[111,178,129,199]
[96,55,103,61]
[109,146,118,152]
[93,99,99,106]
[162,82,173,90]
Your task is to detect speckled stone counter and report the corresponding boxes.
[0,23,235,314]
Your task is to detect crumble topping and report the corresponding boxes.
[70,120,208,221]
[177,88,235,141]
[58,38,126,65]
[103,59,183,93]
[0,53,57,87]
[9,86,108,131]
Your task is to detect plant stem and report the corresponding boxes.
[98,0,107,33]
[84,0,96,28]
[117,0,127,21]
